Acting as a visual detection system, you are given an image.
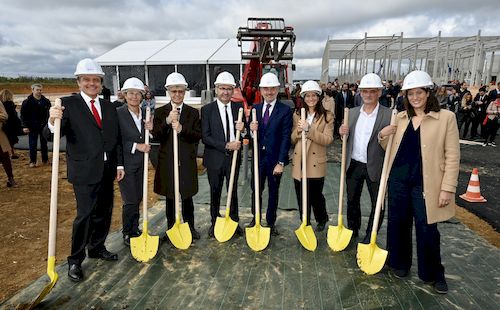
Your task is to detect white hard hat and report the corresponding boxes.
[74,58,105,76]
[358,73,383,89]
[300,80,322,97]
[121,77,145,92]
[259,72,280,87]
[214,71,236,87]
[401,70,433,90]
[165,72,188,88]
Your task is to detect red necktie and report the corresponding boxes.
[90,99,102,128]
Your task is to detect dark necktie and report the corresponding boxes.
[90,99,102,128]
[263,103,271,127]
[225,105,231,142]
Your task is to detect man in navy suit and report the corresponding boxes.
[249,72,292,235]
[45,58,124,282]
[201,72,245,238]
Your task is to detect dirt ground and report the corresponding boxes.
[0,150,157,303]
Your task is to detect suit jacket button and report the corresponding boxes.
[313,165,316,167]
[313,152,315,154]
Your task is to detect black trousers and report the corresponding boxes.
[293,178,329,225]
[346,160,384,237]
[0,145,13,179]
[28,128,48,163]
[207,156,240,225]
[387,180,445,282]
[69,162,115,265]
[251,155,281,227]
[165,197,195,230]
[484,118,500,143]
[118,165,143,235]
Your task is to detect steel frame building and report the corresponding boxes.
[321,31,500,86]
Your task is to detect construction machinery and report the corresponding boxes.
[236,18,296,116]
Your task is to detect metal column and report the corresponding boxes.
[396,32,403,81]
[432,31,441,80]
[470,30,481,86]
[486,52,495,85]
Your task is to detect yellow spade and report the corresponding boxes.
[294,108,317,251]
[328,108,353,251]
[357,109,397,275]
[166,108,192,250]
[246,109,270,251]
[30,98,62,308]
[215,108,244,242]
[131,106,159,262]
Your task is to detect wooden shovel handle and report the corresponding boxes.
[251,109,260,225]
[370,109,397,235]
[301,108,307,224]
[142,106,151,223]
[225,108,244,212]
[48,98,62,258]
[338,108,349,220]
[173,107,181,223]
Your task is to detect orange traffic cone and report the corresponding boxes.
[460,168,487,202]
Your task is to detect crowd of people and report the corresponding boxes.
[2,57,499,296]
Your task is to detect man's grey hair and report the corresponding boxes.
[31,83,43,90]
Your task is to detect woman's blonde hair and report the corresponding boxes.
[0,89,14,102]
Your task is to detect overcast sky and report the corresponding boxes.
[0,0,498,80]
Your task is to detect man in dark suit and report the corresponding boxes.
[340,73,392,244]
[152,72,202,240]
[21,83,51,167]
[249,72,292,236]
[334,83,354,138]
[201,72,245,238]
[45,58,124,282]
[116,77,153,246]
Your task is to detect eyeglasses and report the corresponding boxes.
[169,90,186,94]
[217,87,234,92]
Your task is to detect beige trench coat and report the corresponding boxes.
[291,111,334,180]
[0,102,12,154]
[380,110,460,224]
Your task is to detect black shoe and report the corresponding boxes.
[11,154,19,159]
[315,222,326,232]
[6,177,17,188]
[208,225,215,238]
[130,230,142,237]
[434,279,448,294]
[88,249,118,261]
[247,219,255,228]
[352,230,359,238]
[191,228,200,240]
[391,269,409,279]
[235,225,244,236]
[270,226,280,236]
[68,264,84,282]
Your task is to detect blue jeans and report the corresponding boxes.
[28,128,48,163]
[387,179,445,282]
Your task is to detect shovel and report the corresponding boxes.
[357,109,397,275]
[327,108,353,252]
[246,109,270,251]
[30,98,62,308]
[294,108,317,251]
[130,105,159,262]
[166,107,192,250]
[215,107,244,242]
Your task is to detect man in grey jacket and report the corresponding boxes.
[339,73,392,243]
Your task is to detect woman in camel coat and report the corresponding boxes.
[0,101,16,187]
[379,70,459,294]
[291,80,334,232]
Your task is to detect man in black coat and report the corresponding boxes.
[21,83,51,167]
[152,72,202,240]
[44,58,124,282]
[201,72,245,238]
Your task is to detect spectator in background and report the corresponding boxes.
[483,94,500,147]
[487,81,499,102]
[291,83,303,111]
[435,86,448,109]
[322,89,335,114]
[0,89,22,159]
[458,92,473,139]
[101,85,111,101]
[459,82,469,99]
[334,83,354,138]
[447,87,461,115]
[0,100,16,187]
[141,91,156,120]
[20,83,51,167]
[111,90,126,109]
[353,83,363,107]
[471,87,489,140]
[395,90,406,112]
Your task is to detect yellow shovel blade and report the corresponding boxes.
[130,230,160,263]
[357,239,388,275]
[29,256,58,308]
[327,224,353,252]
[167,222,192,250]
[295,223,317,251]
[214,216,238,243]
[245,225,270,252]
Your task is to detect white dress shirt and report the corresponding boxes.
[128,108,142,154]
[216,99,236,142]
[351,103,380,163]
[262,99,277,118]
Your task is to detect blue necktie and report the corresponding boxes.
[263,103,271,127]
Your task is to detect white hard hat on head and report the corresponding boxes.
[259,72,280,87]
[358,73,383,89]
[74,58,105,76]
[401,70,433,90]
[214,71,236,87]
[165,72,188,87]
[300,80,322,97]
[121,77,145,92]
